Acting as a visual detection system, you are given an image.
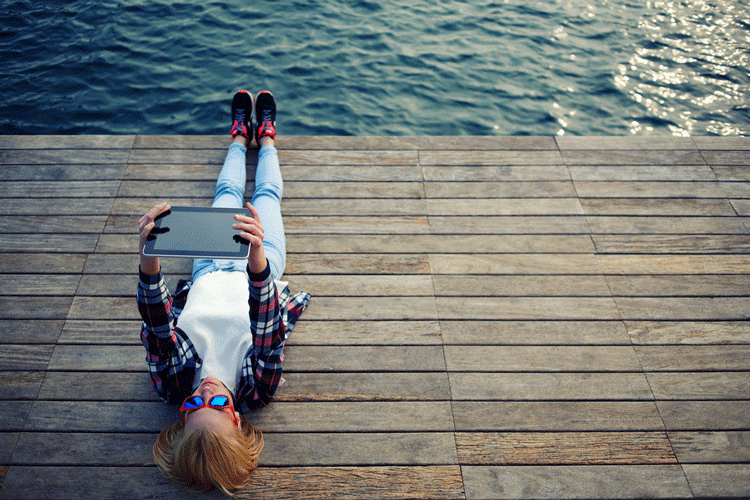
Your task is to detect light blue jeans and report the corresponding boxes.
[192,143,286,282]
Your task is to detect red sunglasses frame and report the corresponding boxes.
[180,395,239,426]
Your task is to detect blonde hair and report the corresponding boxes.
[153,415,264,496]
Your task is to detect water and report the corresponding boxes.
[1,0,748,136]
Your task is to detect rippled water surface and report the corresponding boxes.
[2,0,748,136]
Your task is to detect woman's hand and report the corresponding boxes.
[138,202,170,275]
[233,202,268,274]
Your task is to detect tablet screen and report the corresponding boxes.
[142,206,251,259]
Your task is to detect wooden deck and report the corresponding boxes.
[0,135,748,499]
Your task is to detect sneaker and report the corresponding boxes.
[230,90,253,140]
[255,90,276,142]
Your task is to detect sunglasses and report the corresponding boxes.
[180,395,239,426]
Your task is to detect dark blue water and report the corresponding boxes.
[2,0,748,136]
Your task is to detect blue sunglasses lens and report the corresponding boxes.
[183,395,230,409]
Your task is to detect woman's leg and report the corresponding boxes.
[251,144,286,281]
[192,142,248,281]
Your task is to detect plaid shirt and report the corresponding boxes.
[137,264,310,412]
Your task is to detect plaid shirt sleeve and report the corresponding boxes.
[137,268,199,405]
[238,263,311,412]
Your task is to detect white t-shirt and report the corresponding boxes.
[176,270,253,393]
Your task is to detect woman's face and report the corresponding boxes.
[183,376,241,436]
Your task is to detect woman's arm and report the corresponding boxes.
[138,202,170,276]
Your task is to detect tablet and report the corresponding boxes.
[142,206,251,259]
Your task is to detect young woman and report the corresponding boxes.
[136,90,310,495]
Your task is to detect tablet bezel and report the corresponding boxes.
[142,206,251,259]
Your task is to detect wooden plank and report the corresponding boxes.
[0,319,64,344]
[461,465,691,500]
[570,165,716,181]
[426,198,583,216]
[428,216,591,234]
[11,432,155,466]
[439,320,630,345]
[613,297,750,320]
[432,275,611,297]
[96,232,597,255]
[435,297,621,320]
[278,297,439,321]
[262,432,457,466]
[593,235,750,253]
[283,346,446,372]
[38,372,158,401]
[448,373,652,401]
[287,234,596,254]
[587,216,748,235]
[625,321,750,344]
[422,165,570,181]
[118,179,427,199]
[424,181,577,198]
[127,163,425,182]
[444,346,641,372]
[635,345,750,371]
[560,149,706,165]
[456,431,676,465]
[682,464,750,498]
[580,198,738,216]
[556,136,697,150]
[134,134,556,150]
[574,181,728,198]
[0,433,19,464]
[0,135,135,149]
[0,466,190,500]
[0,401,33,431]
[693,136,750,150]
[419,150,563,166]
[0,149,130,164]
[452,402,665,431]
[701,150,750,166]
[24,401,177,432]
[126,148,227,164]
[733,199,750,216]
[282,198,428,216]
[239,466,465,500]
[9,431,457,467]
[0,164,127,181]
[0,345,54,371]
[0,297,73,320]
[0,275,80,296]
[657,401,750,430]
[0,372,44,400]
[285,254,432,275]
[78,273,429,298]
[279,150,419,166]
[0,234,100,252]
[46,345,447,372]
[669,431,750,462]
[605,275,750,296]
[712,165,750,182]
[647,372,750,400]
[106,213,431,235]
[596,254,750,274]
[289,320,442,346]
[429,254,602,275]
[0,198,114,216]
[275,372,451,402]
[56,318,443,346]
[248,402,454,432]
[0,180,121,198]
[57,319,142,344]
[285,216,430,234]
